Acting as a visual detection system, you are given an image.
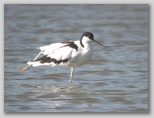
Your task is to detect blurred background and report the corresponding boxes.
[4,4,148,112]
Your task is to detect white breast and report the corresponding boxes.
[68,41,93,67]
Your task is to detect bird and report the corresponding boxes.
[19,32,105,83]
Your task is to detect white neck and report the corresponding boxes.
[80,36,93,49]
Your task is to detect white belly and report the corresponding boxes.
[68,48,93,67]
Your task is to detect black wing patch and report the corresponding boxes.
[67,42,78,51]
[34,41,77,64]
[62,42,78,51]
[35,55,69,64]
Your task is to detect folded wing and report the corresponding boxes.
[27,42,78,67]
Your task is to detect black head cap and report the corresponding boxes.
[81,32,94,40]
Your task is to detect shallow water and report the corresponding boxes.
[4,4,149,112]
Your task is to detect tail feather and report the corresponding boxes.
[20,50,44,72]
[27,61,52,67]
[27,61,43,67]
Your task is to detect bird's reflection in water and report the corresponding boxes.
[33,83,85,94]
[30,83,93,112]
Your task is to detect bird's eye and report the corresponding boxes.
[87,35,93,40]
[87,35,91,38]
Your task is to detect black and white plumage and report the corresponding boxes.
[20,32,105,83]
